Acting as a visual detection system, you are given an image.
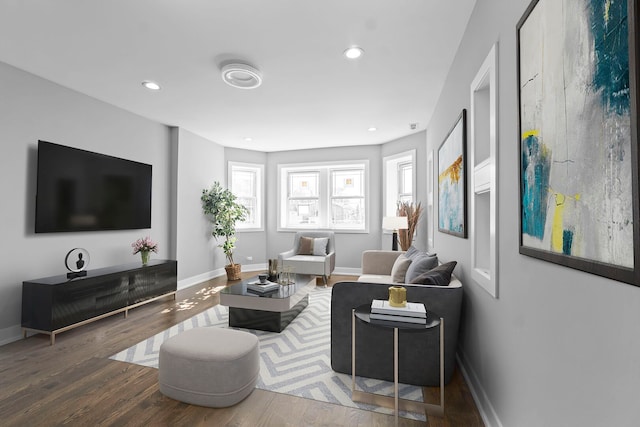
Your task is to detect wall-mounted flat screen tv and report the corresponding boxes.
[35,140,152,233]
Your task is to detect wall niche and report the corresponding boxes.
[469,43,498,298]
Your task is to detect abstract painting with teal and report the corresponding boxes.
[589,0,629,115]
[521,132,550,241]
[518,0,634,269]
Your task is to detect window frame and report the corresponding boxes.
[286,169,321,227]
[397,160,413,203]
[228,161,264,232]
[329,167,366,230]
[383,150,416,217]
[278,160,369,233]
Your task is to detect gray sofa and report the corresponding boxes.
[330,250,462,386]
[357,249,405,283]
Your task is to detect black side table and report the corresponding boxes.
[351,303,444,423]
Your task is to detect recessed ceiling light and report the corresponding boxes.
[368,127,377,132]
[244,137,253,142]
[344,47,364,59]
[141,80,161,91]
[222,63,263,89]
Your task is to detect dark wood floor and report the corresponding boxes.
[0,272,484,426]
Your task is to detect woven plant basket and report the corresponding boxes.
[225,263,242,281]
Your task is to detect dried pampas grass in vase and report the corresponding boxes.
[396,201,423,251]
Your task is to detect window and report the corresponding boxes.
[383,150,416,216]
[331,168,365,228]
[397,160,413,204]
[287,171,320,227]
[229,162,264,230]
[279,161,368,231]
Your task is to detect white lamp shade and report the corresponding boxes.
[382,216,408,230]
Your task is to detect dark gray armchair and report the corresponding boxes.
[330,280,462,386]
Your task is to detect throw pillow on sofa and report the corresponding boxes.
[404,253,439,283]
[390,254,412,282]
[410,261,457,286]
[404,245,420,260]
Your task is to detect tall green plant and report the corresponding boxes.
[201,182,248,266]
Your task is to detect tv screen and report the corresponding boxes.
[35,140,152,233]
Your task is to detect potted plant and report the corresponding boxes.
[201,182,248,280]
[397,201,424,251]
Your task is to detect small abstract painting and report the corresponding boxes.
[438,109,467,238]
[518,0,640,285]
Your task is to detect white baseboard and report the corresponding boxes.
[456,351,503,427]
[177,268,226,290]
[334,267,361,276]
[0,324,23,347]
[177,263,268,290]
[241,263,268,272]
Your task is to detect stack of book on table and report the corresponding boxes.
[370,299,427,324]
[247,280,280,293]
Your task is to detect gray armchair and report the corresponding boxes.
[330,280,462,386]
[278,231,336,285]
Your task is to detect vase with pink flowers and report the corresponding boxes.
[131,236,159,266]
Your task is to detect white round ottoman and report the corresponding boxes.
[158,327,260,407]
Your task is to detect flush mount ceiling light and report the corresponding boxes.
[344,46,364,59]
[368,127,377,132]
[141,80,161,91]
[221,63,263,89]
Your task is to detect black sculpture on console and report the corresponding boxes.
[65,248,89,279]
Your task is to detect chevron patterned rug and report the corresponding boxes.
[110,287,426,421]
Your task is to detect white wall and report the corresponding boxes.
[427,1,640,426]
[224,147,268,266]
[381,131,428,251]
[265,145,383,270]
[174,128,226,284]
[228,139,429,271]
[227,137,429,272]
[0,61,172,344]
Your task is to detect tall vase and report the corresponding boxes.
[140,250,150,266]
[268,259,279,282]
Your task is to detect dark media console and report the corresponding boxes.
[22,260,177,345]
